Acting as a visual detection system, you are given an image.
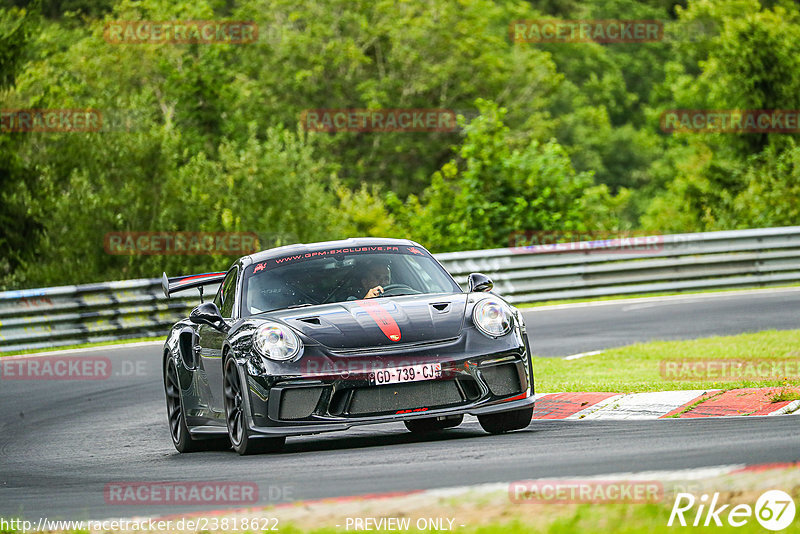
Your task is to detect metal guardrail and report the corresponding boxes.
[0,279,205,353]
[2,226,800,352]
[438,226,800,302]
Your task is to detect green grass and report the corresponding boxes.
[0,336,163,357]
[517,282,800,308]
[534,329,800,393]
[768,388,800,403]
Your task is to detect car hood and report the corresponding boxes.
[264,293,468,349]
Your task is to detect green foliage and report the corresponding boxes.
[215,0,566,196]
[16,123,350,285]
[0,4,43,284]
[643,0,800,231]
[395,101,625,252]
[0,4,36,89]
[3,0,800,288]
[728,142,800,228]
[334,181,402,239]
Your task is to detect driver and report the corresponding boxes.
[359,258,392,299]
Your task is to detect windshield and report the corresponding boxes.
[241,246,461,315]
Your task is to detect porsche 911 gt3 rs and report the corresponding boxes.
[162,238,535,454]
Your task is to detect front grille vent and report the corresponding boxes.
[348,381,463,415]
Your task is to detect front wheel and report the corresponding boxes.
[223,357,285,455]
[164,358,229,452]
[404,414,463,433]
[478,406,533,434]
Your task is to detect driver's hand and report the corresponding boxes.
[364,286,384,299]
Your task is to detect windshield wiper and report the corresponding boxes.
[285,303,315,309]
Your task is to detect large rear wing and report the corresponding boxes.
[161,271,226,300]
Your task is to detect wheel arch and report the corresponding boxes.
[162,347,172,377]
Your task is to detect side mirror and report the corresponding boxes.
[190,302,228,332]
[468,273,494,293]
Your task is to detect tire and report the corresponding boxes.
[164,358,230,452]
[478,406,533,434]
[223,356,285,455]
[404,414,463,433]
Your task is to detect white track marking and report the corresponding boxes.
[563,350,603,361]
[769,399,800,415]
[524,286,800,312]
[501,464,747,484]
[567,394,625,419]
[571,390,714,420]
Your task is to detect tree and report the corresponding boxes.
[643,0,800,231]
[397,100,624,252]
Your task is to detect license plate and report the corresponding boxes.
[370,363,442,385]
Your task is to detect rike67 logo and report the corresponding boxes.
[669,490,796,530]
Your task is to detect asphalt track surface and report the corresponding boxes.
[2,288,800,520]
[528,287,800,356]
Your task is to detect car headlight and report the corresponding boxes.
[253,323,301,361]
[472,298,513,337]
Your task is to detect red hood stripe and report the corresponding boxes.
[355,300,402,342]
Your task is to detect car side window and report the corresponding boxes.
[218,267,239,318]
[212,284,223,310]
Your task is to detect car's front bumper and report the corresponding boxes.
[239,328,535,437]
[244,394,535,436]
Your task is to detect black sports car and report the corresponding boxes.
[162,238,535,454]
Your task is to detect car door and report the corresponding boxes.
[198,266,239,415]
